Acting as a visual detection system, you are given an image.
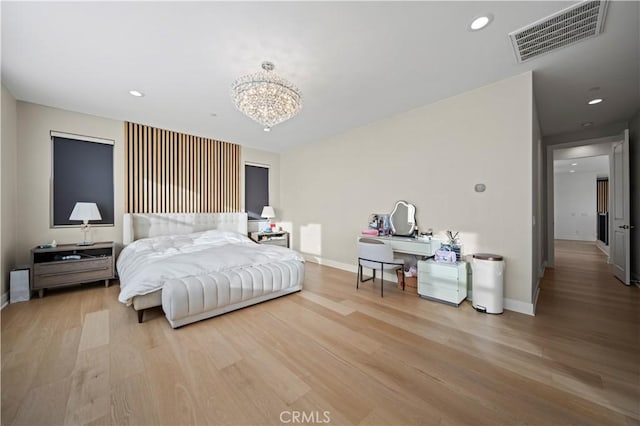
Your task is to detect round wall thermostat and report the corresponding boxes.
[474,183,486,193]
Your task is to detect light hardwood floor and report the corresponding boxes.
[2,240,639,425]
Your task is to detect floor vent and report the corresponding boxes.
[509,0,608,63]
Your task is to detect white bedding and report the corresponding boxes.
[117,230,304,305]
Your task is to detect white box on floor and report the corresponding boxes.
[10,268,30,303]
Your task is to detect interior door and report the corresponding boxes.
[611,130,630,285]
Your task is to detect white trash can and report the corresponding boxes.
[471,253,504,314]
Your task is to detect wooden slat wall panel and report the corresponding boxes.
[124,122,240,214]
[597,179,608,213]
[124,123,129,213]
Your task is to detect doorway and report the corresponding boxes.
[545,133,627,278]
[553,154,610,255]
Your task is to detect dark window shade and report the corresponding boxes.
[52,136,114,226]
[245,165,269,220]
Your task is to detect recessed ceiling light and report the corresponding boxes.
[469,14,493,31]
[588,86,600,92]
[210,113,218,117]
[582,121,594,127]
[570,170,576,173]
[587,98,603,105]
[263,127,271,132]
[571,163,578,166]
[129,90,144,97]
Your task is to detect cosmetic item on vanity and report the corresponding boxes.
[367,213,390,235]
[444,230,462,261]
[435,247,457,263]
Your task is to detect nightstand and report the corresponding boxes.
[250,231,290,248]
[31,241,115,297]
[417,259,469,306]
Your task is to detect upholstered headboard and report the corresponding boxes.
[123,212,248,245]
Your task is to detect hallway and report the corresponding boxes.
[540,240,637,323]
[535,240,639,421]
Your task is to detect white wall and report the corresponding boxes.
[1,84,18,304]
[532,93,544,302]
[15,102,125,264]
[281,72,534,307]
[554,171,598,241]
[629,110,639,282]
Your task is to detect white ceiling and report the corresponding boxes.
[554,155,609,176]
[2,1,639,153]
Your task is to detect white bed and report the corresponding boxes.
[118,213,304,326]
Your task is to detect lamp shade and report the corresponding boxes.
[69,202,102,221]
[261,206,275,219]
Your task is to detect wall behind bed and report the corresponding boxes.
[124,122,240,214]
[13,103,279,265]
[15,102,125,264]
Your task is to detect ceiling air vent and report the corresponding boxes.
[509,0,608,63]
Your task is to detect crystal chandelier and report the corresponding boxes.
[230,61,302,131]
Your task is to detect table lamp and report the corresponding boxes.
[69,202,102,246]
[261,206,275,232]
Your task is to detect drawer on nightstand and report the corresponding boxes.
[418,275,459,291]
[33,268,112,288]
[418,282,466,305]
[259,238,287,247]
[418,260,460,279]
[34,257,111,275]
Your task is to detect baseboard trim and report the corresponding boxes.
[504,297,535,316]
[539,261,547,278]
[303,255,356,274]
[532,286,541,315]
[303,254,399,281]
[1,292,8,310]
[529,261,546,316]
[554,236,598,242]
[305,254,536,316]
[595,240,609,257]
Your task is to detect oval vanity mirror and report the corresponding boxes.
[389,200,416,236]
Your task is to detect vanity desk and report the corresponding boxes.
[360,200,469,306]
[365,236,468,305]
[364,235,440,257]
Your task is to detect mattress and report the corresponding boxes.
[116,229,304,306]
